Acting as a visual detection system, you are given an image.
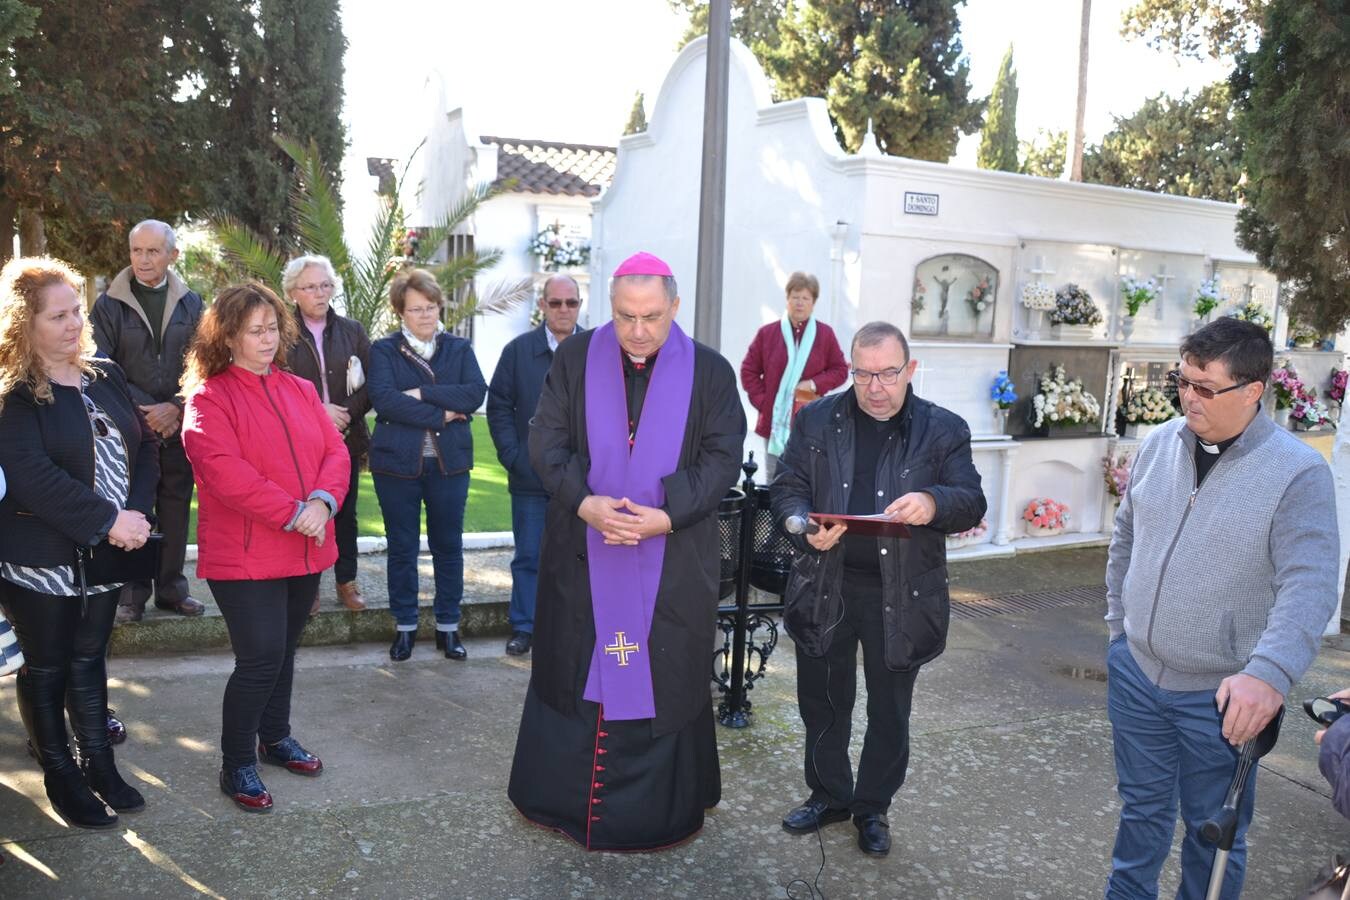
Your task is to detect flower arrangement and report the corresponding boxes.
[1031,364,1101,429]
[946,518,988,550]
[965,275,994,318]
[1230,300,1274,332]
[1193,278,1222,319]
[1049,284,1103,326]
[1124,387,1178,424]
[1103,452,1131,500]
[1120,276,1159,317]
[1291,391,1333,428]
[1024,498,1070,531]
[990,370,1018,409]
[911,277,926,315]
[1288,320,1321,347]
[528,225,590,271]
[1328,368,1347,405]
[1271,361,1302,410]
[1021,282,1056,311]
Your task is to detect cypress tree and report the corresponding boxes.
[977,45,1018,172]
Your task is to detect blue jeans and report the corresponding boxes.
[508,492,547,634]
[373,468,469,630]
[1105,637,1255,900]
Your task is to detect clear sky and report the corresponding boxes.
[338,0,1232,238]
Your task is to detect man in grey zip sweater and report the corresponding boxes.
[1103,318,1339,900]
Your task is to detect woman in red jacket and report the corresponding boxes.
[739,271,849,478]
[181,283,349,813]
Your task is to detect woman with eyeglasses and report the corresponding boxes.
[368,268,487,661]
[0,256,158,829]
[281,255,372,615]
[182,283,350,813]
[740,271,849,479]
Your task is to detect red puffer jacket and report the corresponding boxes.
[183,365,350,580]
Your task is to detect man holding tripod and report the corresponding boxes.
[1103,318,1339,899]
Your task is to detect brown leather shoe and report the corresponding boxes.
[154,596,205,617]
[336,581,366,611]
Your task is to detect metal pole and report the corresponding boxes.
[693,0,730,350]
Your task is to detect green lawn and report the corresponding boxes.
[187,415,512,542]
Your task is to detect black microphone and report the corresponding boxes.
[783,515,820,535]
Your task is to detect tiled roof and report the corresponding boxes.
[481,136,616,198]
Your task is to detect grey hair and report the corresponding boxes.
[282,254,341,298]
[129,219,176,252]
[610,274,677,303]
[851,321,910,361]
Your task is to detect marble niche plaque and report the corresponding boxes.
[1005,344,1113,438]
[910,254,998,340]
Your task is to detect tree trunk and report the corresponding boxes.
[1071,0,1091,181]
[0,195,15,266]
[18,207,46,256]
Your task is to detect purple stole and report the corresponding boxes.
[582,321,694,720]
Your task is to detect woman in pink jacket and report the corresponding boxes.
[182,283,349,813]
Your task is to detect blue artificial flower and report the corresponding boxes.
[990,370,1018,406]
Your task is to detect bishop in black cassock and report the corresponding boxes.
[507,253,746,851]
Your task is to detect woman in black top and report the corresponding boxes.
[0,257,159,829]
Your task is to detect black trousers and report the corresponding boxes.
[0,582,119,773]
[332,451,361,584]
[209,574,318,769]
[120,438,193,609]
[795,569,920,817]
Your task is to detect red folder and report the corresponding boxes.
[810,513,912,538]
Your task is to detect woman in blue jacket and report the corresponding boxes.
[368,269,486,661]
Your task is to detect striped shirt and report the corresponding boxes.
[1,378,131,596]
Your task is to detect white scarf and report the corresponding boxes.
[401,322,443,360]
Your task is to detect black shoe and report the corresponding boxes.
[154,596,205,617]
[106,708,127,746]
[81,750,145,813]
[444,632,467,660]
[505,631,532,656]
[435,631,446,651]
[782,798,851,834]
[219,764,273,813]
[854,813,891,856]
[389,631,415,661]
[44,770,118,830]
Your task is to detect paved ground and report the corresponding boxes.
[2,546,1348,899]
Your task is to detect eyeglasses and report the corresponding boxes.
[546,299,581,309]
[1166,369,1254,400]
[403,305,440,317]
[851,368,905,386]
[295,281,335,295]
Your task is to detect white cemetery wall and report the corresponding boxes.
[1116,249,1208,345]
[908,343,1015,438]
[1007,436,1111,542]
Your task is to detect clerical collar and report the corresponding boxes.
[1198,434,1238,455]
[624,348,658,371]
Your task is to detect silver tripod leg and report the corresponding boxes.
[1205,848,1230,900]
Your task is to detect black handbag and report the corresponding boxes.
[74,534,163,604]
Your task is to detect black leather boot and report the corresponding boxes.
[44,770,118,829]
[389,631,415,661]
[82,751,145,813]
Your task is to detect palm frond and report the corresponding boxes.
[444,276,533,330]
[432,249,502,298]
[413,179,508,264]
[273,134,353,279]
[212,214,287,290]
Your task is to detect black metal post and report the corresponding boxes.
[693,0,730,350]
[719,456,758,727]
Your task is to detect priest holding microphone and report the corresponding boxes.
[771,320,986,857]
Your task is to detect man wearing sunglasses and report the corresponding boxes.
[487,274,583,657]
[772,320,986,856]
[1104,317,1339,899]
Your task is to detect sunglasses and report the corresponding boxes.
[1166,369,1255,400]
[546,299,581,309]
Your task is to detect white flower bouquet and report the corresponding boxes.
[1021,282,1055,311]
[1031,364,1101,429]
[1124,387,1178,424]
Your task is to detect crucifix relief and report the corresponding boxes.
[604,631,640,667]
[931,266,957,335]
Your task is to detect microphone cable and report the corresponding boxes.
[785,598,847,900]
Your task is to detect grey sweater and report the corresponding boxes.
[1105,410,1339,694]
